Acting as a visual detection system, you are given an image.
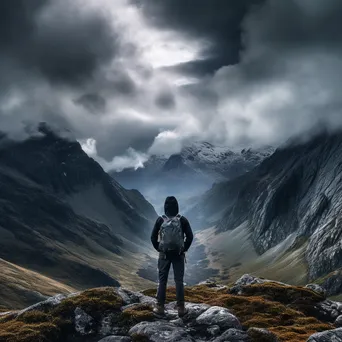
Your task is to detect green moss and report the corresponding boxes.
[52,287,123,320]
[248,328,278,342]
[0,319,61,342]
[0,287,123,342]
[119,304,154,327]
[240,282,325,303]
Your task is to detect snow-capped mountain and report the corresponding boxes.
[178,142,274,180]
[111,142,273,212]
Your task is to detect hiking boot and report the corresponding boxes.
[177,303,187,317]
[153,303,165,316]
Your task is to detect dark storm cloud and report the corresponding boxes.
[231,0,342,87]
[0,1,46,48]
[161,57,229,77]
[132,0,264,75]
[148,0,342,154]
[201,0,342,147]
[155,91,176,109]
[0,0,117,87]
[109,72,137,95]
[74,93,107,114]
[245,1,342,49]
[93,121,161,161]
[4,0,342,171]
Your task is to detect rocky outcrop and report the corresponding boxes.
[1,277,340,342]
[307,328,342,341]
[318,269,342,297]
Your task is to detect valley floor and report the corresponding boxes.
[196,223,309,286]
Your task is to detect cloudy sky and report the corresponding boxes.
[1,0,342,171]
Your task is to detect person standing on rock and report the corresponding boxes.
[151,196,194,317]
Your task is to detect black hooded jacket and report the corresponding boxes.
[151,196,193,252]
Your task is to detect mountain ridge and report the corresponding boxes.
[0,127,157,307]
[187,131,342,294]
[112,141,273,212]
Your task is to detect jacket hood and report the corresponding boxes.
[164,196,179,217]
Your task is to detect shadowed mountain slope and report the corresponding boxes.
[0,126,157,307]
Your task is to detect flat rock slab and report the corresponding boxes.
[196,306,242,330]
[307,328,342,341]
[129,321,195,342]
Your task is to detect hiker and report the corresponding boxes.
[151,196,194,317]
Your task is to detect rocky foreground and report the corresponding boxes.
[2,275,342,342]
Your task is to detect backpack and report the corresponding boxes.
[159,214,184,253]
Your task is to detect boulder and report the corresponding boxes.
[116,288,141,305]
[196,306,242,330]
[230,274,286,295]
[316,300,342,322]
[307,328,342,341]
[116,287,156,306]
[234,274,265,287]
[129,321,195,342]
[198,280,228,291]
[335,315,342,328]
[100,314,124,336]
[305,284,327,297]
[207,325,221,337]
[184,303,211,320]
[74,307,94,335]
[212,328,250,342]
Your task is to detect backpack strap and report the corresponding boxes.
[161,214,169,222]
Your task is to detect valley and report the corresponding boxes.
[186,131,342,296]
[112,142,273,213]
[3,127,342,310]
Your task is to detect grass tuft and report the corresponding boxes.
[119,304,155,327]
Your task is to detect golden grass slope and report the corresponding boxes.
[0,259,75,310]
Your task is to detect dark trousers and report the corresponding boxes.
[157,252,185,306]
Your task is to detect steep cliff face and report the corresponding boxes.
[0,127,157,305]
[188,132,342,286]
